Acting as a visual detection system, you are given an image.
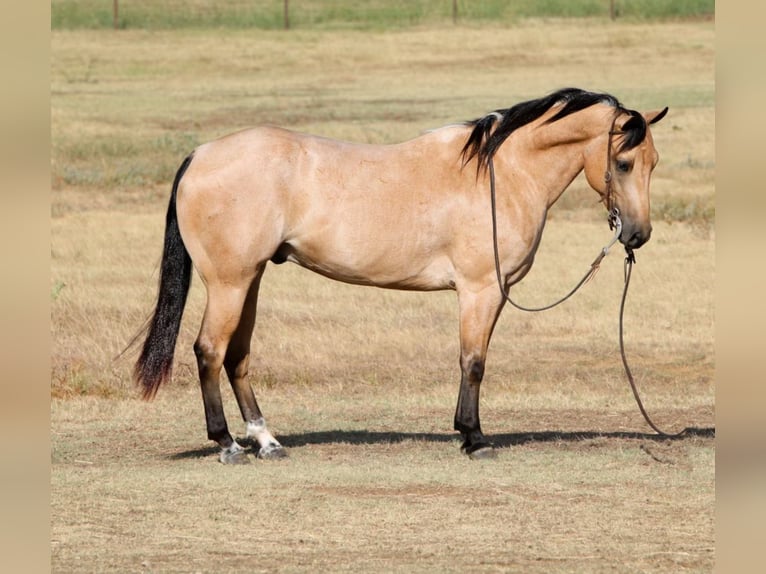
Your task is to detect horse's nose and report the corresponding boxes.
[626,225,652,249]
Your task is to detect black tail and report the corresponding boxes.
[133,154,195,399]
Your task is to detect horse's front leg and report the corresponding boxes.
[454,284,506,459]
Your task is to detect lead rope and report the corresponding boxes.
[619,253,687,437]
[488,156,687,438]
[488,157,620,313]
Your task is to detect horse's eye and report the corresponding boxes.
[616,160,631,173]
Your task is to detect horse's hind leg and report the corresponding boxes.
[223,266,287,460]
[194,282,253,464]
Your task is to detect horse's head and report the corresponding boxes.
[584,107,668,250]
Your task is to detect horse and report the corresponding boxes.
[133,87,668,463]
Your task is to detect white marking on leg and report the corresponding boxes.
[246,417,284,457]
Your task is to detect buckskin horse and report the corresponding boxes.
[133,87,668,463]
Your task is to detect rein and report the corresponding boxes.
[486,123,687,438]
[618,254,687,438]
[488,158,621,313]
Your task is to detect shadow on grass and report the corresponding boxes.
[169,426,714,460]
[279,426,715,447]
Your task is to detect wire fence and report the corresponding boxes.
[51,1,715,31]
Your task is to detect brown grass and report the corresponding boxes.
[51,20,714,573]
[51,389,714,573]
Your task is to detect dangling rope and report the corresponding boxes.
[619,252,687,437]
[488,158,621,313]
[488,157,688,438]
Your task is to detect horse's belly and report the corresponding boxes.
[283,240,455,291]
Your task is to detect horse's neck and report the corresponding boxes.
[508,105,613,208]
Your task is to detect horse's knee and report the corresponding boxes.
[469,359,485,381]
[461,355,485,382]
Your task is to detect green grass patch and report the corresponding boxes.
[53,132,201,190]
[653,193,715,226]
[52,0,715,30]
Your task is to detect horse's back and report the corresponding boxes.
[175,125,473,290]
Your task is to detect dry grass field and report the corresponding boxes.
[51,19,714,573]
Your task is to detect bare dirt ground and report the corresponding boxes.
[51,386,714,573]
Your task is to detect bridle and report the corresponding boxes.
[603,113,623,236]
[487,112,688,438]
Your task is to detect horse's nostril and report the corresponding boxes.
[628,228,651,249]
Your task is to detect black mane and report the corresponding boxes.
[460,87,647,172]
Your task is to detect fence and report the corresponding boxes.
[51,1,715,31]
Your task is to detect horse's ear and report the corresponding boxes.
[645,107,669,125]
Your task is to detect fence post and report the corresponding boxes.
[284,0,290,30]
[610,0,616,20]
[113,0,119,29]
[453,0,458,24]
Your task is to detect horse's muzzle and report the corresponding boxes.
[622,224,652,250]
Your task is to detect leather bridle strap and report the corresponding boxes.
[603,114,620,217]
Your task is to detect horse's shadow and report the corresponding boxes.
[169,426,715,460]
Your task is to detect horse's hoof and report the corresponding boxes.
[462,442,497,460]
[468,446,498,460]
[257,444,288,460]
[219,447,251,465]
